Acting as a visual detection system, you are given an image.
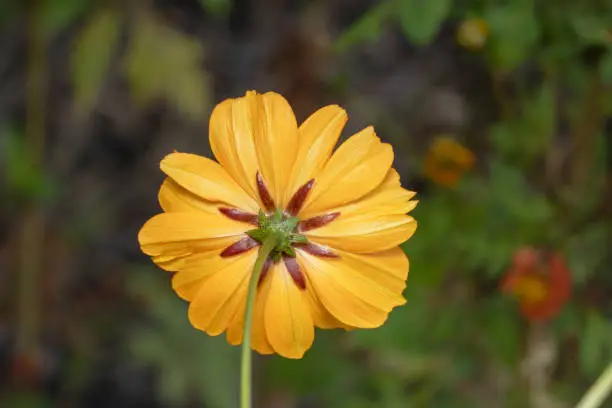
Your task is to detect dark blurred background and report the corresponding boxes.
[1,0,612,407]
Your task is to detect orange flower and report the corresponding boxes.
[423,137,475,187]
[501,247,572,322]
[456,18,489,51]
[138,91,418,358]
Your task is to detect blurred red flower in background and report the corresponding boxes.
[423,137,475,187]
[501,247,572,322]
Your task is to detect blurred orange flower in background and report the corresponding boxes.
[501,247,572,322]
[138,91,418,359]
[456,18,489,51]
[424,137,475,187]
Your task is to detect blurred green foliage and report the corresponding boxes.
[128,269,239,408]
[330,0,612,406]
[39,0,90,35]
[399,0,452,46]
[2,127,56,202]
[198,0,232,17]
[124,10,210,120]
[72,8,120,112]
[72,4,211,119]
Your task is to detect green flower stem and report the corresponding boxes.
[240,232,281,408]
[576,362,612,408]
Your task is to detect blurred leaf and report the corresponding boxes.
[333,2,392,53]
[398,0,451,46]
[0,1,20,25]
[537,4,585,68]
[523,82,555,155]
[459,210,517,277]
[0,0,87,34]
[488,160,554,225]
[375,375,409,408]
[351,282,471,382]
[601,50,612,85]
[72,8,121,113]
[41,0,91,34]
[266,331,353,395]
[351,288,432,353]
[491,82,554,164]
[0,393,50,408]
[489,84,555,165]
[580,310,611,377]
[448,179,512,275]
[337,397,378,408]
[1,127,56,201]
[490,122,518,157]
[553,304,581,337]
[125,11,210,119]
[430,390,475,408]
[402,194,455,286]
[198,0,231,17]
[485,2,539,70]
[571,14,612,46]
[127,269,238,408]
[565,223,609,284]
[480,297,521,367]
[446,161,554,277]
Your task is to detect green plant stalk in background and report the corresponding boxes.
[16,0,46,365]
[240,233,280,408]
[576,362,612,408]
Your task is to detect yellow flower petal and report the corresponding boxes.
[172,270,209,301]
[171,253,248,301]
[209,97,261,204]
[139,212,249,249]
[299,126,393,218]
[287,105,347,195]
[307,216,416,253]
[226,271,275,355]
[337,169,416,213]
[160,152,259,212]
[298,247,408,328]
[264,261,314,359]
[149,238,235,271]
[138,212,249,271]
[304,169,417,253]
[158,178,220,214]
[303,271,351,329]
[188,251,257,336]
[250,91,299,207]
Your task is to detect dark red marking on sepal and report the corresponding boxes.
[256,172,276,212]
[219,208,259,225]
[258,257,274,286]
[294,243,339,258]
[298,212,340,232]
[220,236,260,257]
[283,255,307,290]
[286,179,314,216]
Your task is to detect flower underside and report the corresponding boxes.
[137,90,420,360]
[219,172,339,290]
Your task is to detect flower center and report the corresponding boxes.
[436,155,463,171]
[218,173,342,291]
[246,209,308,261]
[511,273,549,305]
